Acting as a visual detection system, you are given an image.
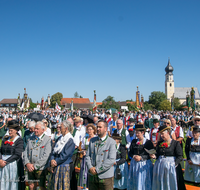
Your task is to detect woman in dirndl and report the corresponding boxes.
[184,125,200,183]
[79,123,96,189]
[150,125,186,190]
[47,120,75,190]
[127,124,154,190]
[0,120,25,190]
[112,132,128,190]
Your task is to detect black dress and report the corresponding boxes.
[129,139,154,160]
[116,144,126,165]
[184,137,200,183]
[0,136,25,190]
[154,140,186,190]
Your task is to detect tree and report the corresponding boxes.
[148,91,167,110]
[50,92,63,109]
[143,101,153,111]
[29,102,37,109]
[159,99,171,111]
[126,99,133,102]
[74,92,79,98]
[174,97,181,110]
[127,102,137,111]
[98,96,120,110]
[79,95,83,98]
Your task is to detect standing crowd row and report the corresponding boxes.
[0,109,199,190]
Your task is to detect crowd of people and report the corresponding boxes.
[0,108,199,190]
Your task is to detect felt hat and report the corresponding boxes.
[158,125,171,133]
[128,118,135,122]
[135,124,146,131]
[112,131,122,140]
[74,117,82,123]
[7,120,20,131]
[192,125,200,132]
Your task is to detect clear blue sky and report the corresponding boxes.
[1,0,200,103]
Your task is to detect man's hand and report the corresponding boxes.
[89,167,97,175]
[51,160,57,167]
[26,163,35,172]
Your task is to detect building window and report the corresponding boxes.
[14,104,17,107]
[170,83,172,87]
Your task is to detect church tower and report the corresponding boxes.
[165,58,174,102]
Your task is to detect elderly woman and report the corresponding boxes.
[185,125,200,183]
[47,120,75,190]
[23,120,36,149]
[128,124,154,190]
[79,123,96,189]
[42,119,51,138]
[0,120,25,190]
[150,125,186,190]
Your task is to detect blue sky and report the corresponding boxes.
[1,0,200,103]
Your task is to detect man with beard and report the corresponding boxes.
[86,120,116,190]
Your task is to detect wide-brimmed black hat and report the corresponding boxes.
[158,125,171,133]
[7,120,20,131]
[192,125,200,132]
[135,124,146,131]
[112,133,122,140]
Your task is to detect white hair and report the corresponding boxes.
[28,121,36,128]
[36,121,45,130]
[62,120,73,134]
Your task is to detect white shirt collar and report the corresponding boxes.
[38,133,45,139]
[99,135,107,141]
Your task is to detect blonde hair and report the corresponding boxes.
[164,119,171,126]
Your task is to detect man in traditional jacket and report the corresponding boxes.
[24,121,51,190]
[86,120,116,190]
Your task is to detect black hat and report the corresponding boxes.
[158,125,171,133]
[135,124,146,131]
[128,118,135,122]
[192,125,200,132]
[7,120,20,131]
[153,119,160,123]
[125,111,129,114]
[106,111,111,115]
[112,131,122,140]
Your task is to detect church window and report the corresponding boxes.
[170,83,172,87]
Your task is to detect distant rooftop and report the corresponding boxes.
[174,87,200,99]
[0,99,18,104]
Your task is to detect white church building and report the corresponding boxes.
[165,59,200,105]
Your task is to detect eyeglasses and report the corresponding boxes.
[164,122,170,124]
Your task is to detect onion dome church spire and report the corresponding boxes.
[165,58,174,75]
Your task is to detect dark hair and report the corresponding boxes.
[112,113,118,117]
[97,120,108,128]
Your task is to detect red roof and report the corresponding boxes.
[61,98,91,105]
[0,99,18,104]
